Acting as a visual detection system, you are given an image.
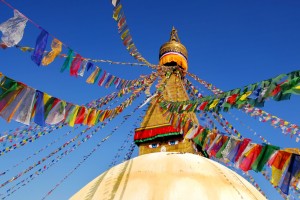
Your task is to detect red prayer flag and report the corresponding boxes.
[234,138,251,162]
[70,54,83,77]
[239,145,263,171]
[75,106,86,124]
[227,94,238,104]
[269,150,291,170]
[199,101,208,110]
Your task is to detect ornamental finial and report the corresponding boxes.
[170,26,180,43]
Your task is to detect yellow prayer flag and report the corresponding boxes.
[100,110,107,122]
[86,67,100,84]
[89,110,99,126]
[121,29,129,40]
[43,93,51,105]
[239,91,252,101]
[209,99,219,109]
[42,39,62,66]
[69,105,80,127]
[271,166,283,186]
[112,4,122,21]
[127,43,135,50]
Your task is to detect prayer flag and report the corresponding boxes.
[0,80,23,112]
[31,30,49,66]
[0,86,28,122]
[113,4,122,21]
[65,105,79,127]
[60,49,74,72]
[251,144,279,172]
[268,151,291,186]
[208,99,219,110]
[45,100,65,125]
[239,144,262,171]
[280,154,300,194]
[269,150,291,170]
[75,106,87,124]
[0,10,28,47]
[42,38,62,66]
[87,109,97,126]
[86,62,94,71]
[98,71,108,86]
[13,87,35,125]
[70,54,83,76]
[234,138,251,162]
[78,59,88,77]
[86,67,101,84]
[34,90,45,126]
[112,0,120,7]
[44,97,57,119]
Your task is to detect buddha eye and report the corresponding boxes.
[149,143,160,148]
[168,140,179,146]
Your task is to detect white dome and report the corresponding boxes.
[70,152,266,200]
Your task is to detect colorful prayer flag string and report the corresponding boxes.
[1,80,150,194]
[0,72,157,129]
[191,126,299,196]
[38,93,152,199]
[0,125,81,177]
[186,71,300,142]
[184,76,279,144]
[13,45,149,66]
[109,108,147,167]
[1,87,125,175]
[111,1,152,66]
[0,123,65,156]
[2,94,125,196]
[227,111,270,144]
[0,123,39,145]
[0,0,155,89]
[161,70,300,118]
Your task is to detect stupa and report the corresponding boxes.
[70,28,266,200]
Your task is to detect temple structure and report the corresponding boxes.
[134,27,199,155]
[70,28,266,200]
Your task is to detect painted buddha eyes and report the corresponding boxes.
[149,140,179,148]
[149,143,160,148]
[168,140,179,146]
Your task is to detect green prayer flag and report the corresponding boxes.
[251,144,279,172]
[0,81,18,101]
[216,139,229,159]
[60,49,74,72]
[282,77,300,95]
[193,129,208,148]
[44,97,56,119]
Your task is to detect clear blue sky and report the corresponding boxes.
[0,0,299,199]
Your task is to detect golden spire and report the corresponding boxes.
[159,27,188,72]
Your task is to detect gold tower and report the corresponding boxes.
[134,27,199,155]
